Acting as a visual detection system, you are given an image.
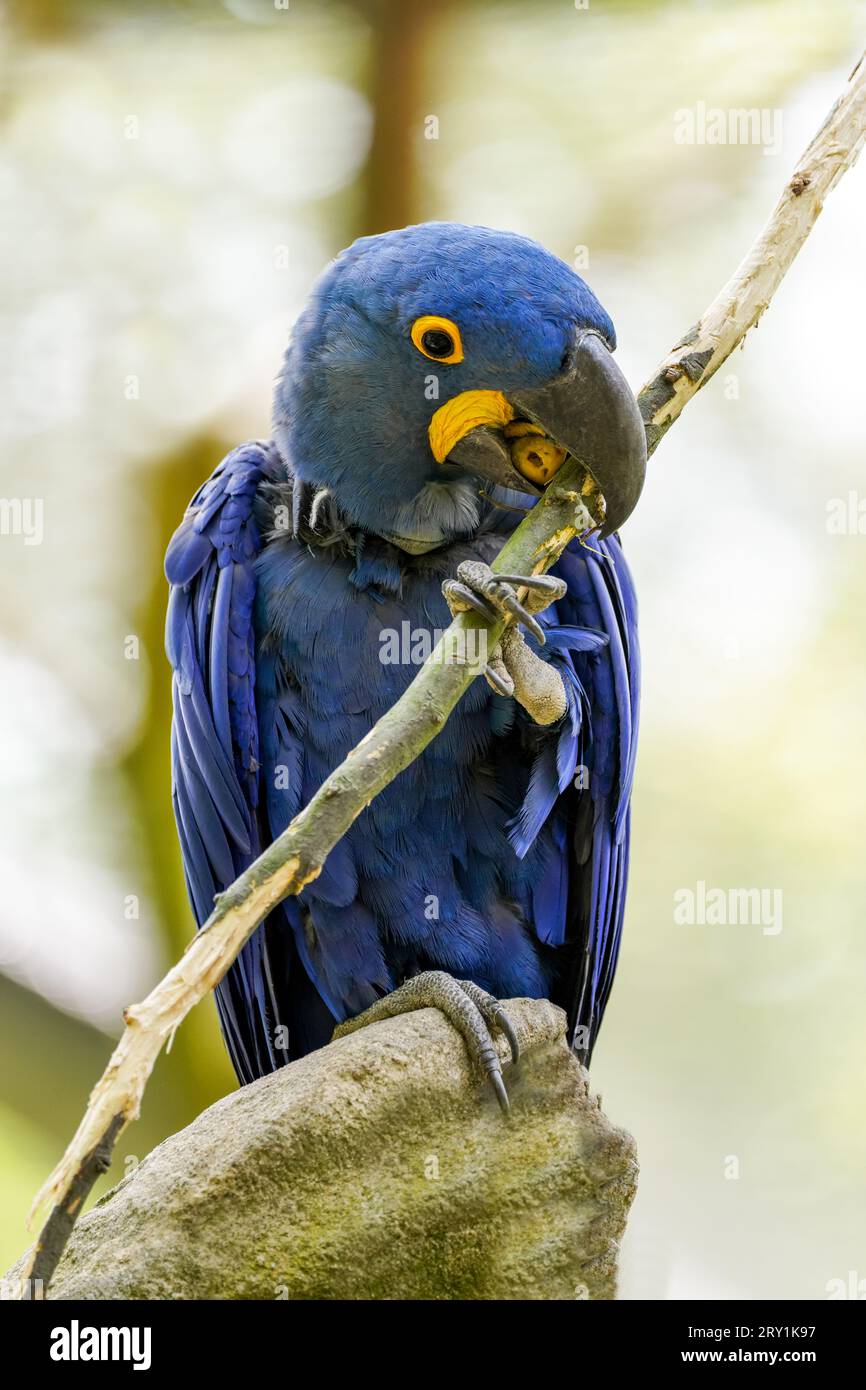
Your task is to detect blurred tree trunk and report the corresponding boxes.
[360,0,447,233]
[5,0,72,39]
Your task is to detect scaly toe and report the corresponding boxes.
[484,649,514,697]
[455,979,521,1066]
[442,579,500,624]
[495,572,567,614]
[331,970,511,1115]
[452,562,548,643]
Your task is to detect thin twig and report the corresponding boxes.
[18,50,866,1297]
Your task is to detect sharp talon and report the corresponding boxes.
[443,581,499,624]
[492,1007,520,1065]
[496,573,565,597]
[501,594,546,644]
[485,663,513,697]
[489,1069,510,1113]
[522,612,547,645]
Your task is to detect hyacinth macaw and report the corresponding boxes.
[165,223,646,1107]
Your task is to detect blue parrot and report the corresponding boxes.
[165,223,646,1106]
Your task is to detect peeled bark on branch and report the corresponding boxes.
[17,49,866,1296]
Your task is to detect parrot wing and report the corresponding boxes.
[510,533,640,1062]
[164,440,289,1083]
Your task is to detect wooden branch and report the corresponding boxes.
[27,1115,124,1288]
[18,50,866,1297]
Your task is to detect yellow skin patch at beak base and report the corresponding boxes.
[428,390,515,464]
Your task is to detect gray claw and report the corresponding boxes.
[455,978,521,1068]
[447,561,562,645]
[332,970,514,1118]
[499,592,546,645]
[490,1004,521,1066]
[485,662,513,697]
[490,1070,511,1114]
[496,573,567,599]
[442,579,500,624]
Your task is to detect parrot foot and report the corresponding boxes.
[332,970,521,1113]
[442,560,566,644]
[442,562,568,725]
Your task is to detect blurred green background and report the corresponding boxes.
[1,0,865,1298]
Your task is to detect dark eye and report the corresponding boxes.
[421,328,455,359]
[411,315,463,363]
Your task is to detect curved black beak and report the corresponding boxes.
[448,329,647,537]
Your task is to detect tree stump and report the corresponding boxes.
[7,997,637,1300]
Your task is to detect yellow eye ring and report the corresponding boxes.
[411,315,464,364]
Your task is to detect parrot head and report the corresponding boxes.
[273,222,646,551]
